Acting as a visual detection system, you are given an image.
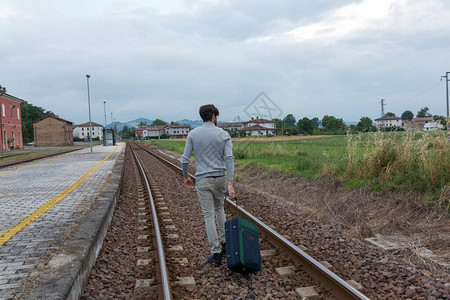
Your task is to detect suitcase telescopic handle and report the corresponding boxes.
[224,192,238,220]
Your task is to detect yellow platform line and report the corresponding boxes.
[0,146,119,247]
[0,152,79,177]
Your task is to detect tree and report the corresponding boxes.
[311,117,321,128]
[152,119,168,126]
[121,126,135,139]
[170,121,180,125]
[356,116,375,132]
[138,121,147,127]
[20,101,56,143]
[401,110,414,120]
[433,115,447,129]
[321,115,346,133]
[283,114,296,127]
[417,107,432,118]
[384,112,395,117]
[297,117,314,134]
[273,118,286,135]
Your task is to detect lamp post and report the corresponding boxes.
[110,112,113,125]
[441,72,450,139]
[0,85,5,151]
[86,74,93,153]
[103,101,107,145]
[103,101,107,128]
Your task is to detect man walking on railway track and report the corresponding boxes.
[181,104,235,267]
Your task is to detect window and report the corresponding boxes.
[2,104,4,117]
[82,132,84,136]
[17,108,20,120]
[3,130,6,150]
[82,128,84,131]
[10,106,13,119]
[18,130,21,146]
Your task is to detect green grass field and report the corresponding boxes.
[144,131,449,202]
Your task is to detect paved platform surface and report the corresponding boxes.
[0,143,125,299]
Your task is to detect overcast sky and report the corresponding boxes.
[1,0,450,125]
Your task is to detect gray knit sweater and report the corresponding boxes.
[181,122,234,181]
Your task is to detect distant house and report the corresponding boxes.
[424,121,444,131]
[217,122,244,132]
[33,115,73,146]
[135,126,166,139]
[164,125,190,139]
[238,117,278,136]
[135,125,190,139]
[375,115,403,128]
[0,92,24,150]
[403,117,443,131]
[73,122,104,140]
[412,117,433,125]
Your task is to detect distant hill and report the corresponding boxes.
[107,118,231,131]
[176,119,203,128]
[106,118,153,131]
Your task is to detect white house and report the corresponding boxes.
[238,117,278,136]
[164,125,190,138]
[73,122,104,140]
[374,116,403,128]
[135,126,165,139]
[424,122,444,131]
[135,125,190,139]
[217,122,244,132]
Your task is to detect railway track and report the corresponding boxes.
[83,142,449,299]
[132,142,369,299]
[130,144,173,299]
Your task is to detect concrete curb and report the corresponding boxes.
[20,146,125,299]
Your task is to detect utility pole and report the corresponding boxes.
[441,72,449,139]
[380,99,386,117]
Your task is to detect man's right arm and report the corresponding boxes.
[181,135,193,176]
[181,134,194,190]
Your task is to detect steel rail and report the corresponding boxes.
[130,144,173,300]
[133,142,370,300]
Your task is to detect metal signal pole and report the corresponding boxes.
[380,99,386,117]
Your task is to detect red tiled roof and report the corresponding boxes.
[218,122,243,127]
[136,126,166,130]
[34,115,73,124]
[412,117,433,122]
[374,115,401,121]
[75,122,104,127]
[243,118,275,124]
[239,125,277,131]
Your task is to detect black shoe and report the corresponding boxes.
[207,253,222,266]
[221,242,226,255]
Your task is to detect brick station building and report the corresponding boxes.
[0,92,25,151]
[33,115,74,146]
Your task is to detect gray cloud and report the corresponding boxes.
[0,0,449,125]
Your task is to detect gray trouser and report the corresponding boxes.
[195,176,227,254]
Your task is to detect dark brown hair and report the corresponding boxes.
[199,104,219,122]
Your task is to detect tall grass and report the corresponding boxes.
[344,131,449,197]
[149,133,449,202]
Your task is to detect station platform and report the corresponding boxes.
[0,143,125,299]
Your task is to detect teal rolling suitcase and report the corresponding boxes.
[224,195,262,274]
